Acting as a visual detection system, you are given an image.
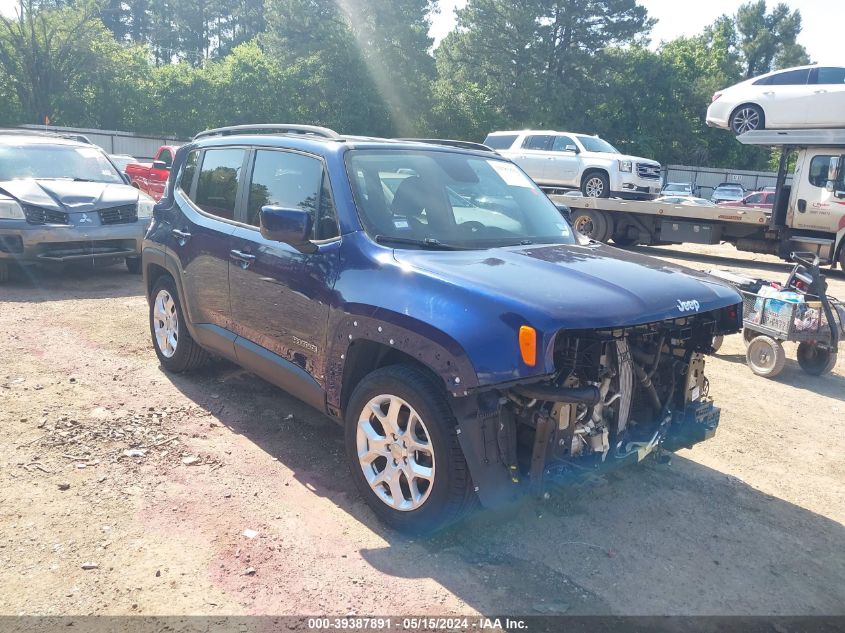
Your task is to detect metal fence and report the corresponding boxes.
[18,124,187,160]
[663,164,792,197]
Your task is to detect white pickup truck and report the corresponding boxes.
[553,129,845,270]
[484,129,662,200]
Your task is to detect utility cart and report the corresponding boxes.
[710,253,842,378]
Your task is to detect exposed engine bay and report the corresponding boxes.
[463,311,734,503]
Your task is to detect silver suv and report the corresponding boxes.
[484,130,662,200]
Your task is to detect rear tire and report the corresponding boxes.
[746,335,786,378]
[711,335,724,353]
[796,343,837,376]
[581,171,610,199]
[571,209,610,242]
[344,364,475,534]
[730,104,765,135]
[149,276,209,373]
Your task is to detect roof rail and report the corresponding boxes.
[193,124,341,141]
[397,138,498,153]
[0,128,93,144]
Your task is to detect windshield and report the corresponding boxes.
[716,185,743,193]
[346,150,576,249]
[575,135,619,154]
[0,144,124,183]
[663,184,688,193]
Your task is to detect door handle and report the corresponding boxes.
[230,249,256,268]
[171,229,191,245]
[814,89,827,94]
[763,91,775,95]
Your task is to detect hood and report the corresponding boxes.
[393,242,740,331]
[580,151,659,166]
[0,179,139,212]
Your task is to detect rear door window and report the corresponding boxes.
[246,150,339,240]
[194,148,246,221]
[522,135,553,151]
[179,150,199,196]
[767,69,810,85]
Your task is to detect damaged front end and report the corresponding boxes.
[455,307,738,507]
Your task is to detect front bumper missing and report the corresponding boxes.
[457,399,720,508]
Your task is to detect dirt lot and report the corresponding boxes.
[1,243,843,618]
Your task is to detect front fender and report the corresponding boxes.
[324,307,479,407]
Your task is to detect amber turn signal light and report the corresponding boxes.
[519,325,537,367]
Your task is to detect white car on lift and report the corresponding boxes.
[483,130,662,199]
[707,65,845,135]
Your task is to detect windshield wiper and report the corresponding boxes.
[374,235,467,251]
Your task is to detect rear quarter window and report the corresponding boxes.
[483,134,518,150]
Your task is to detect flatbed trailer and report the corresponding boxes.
[552,129,845,269]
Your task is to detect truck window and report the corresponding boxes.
[179,150,198,196]
[483,134,518,150]
[194,148,245,221]
[246,150,339,240]
[522,135,553,151]
[746,193,764,204]
[159,149,173,167]
[808,155,836,188]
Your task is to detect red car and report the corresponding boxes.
[718,190,775,210]
[125,145,180,201]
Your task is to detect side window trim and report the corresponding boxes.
[236,149,257,225]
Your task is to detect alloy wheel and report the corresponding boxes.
[585,177,605,197]
[732,107,761,134]
[152,289,179,358]
[356,394,435,511]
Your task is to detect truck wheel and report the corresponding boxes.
[126,257,142,275]
[149,276,209,372]
[581,171,610,198]
[730,104,764,135]
[345,364,475,534]
[796,343,837,376]
[746,335,786,378]
[611,221,639,247]
[571,209,610,242]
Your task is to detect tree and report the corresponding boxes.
[435,0,654,132]
[0,1,118,124]
[736,1,809,78]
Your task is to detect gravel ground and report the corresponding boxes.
[0,243,843,618]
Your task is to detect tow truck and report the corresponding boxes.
[552,129,845,269]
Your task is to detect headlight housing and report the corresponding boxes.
[0,199,25,220]
[137,195,155,219]
[618,160,633,173]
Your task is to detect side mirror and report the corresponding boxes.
[152,160,169,171]
[742,199,747,205]
[259,206,315,253]
[565,144,579,153]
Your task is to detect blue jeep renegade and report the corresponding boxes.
[142,124,742,533]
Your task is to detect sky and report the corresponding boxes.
[430,0,840,65]
[0,0,837,65]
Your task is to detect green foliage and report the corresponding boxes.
[0,0,812,171]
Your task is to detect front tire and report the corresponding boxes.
[345,365,475,534]
[581,171,610,199]
[746,335,785,378]
[149,276,209,372]
[730,104,765,135]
